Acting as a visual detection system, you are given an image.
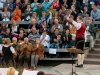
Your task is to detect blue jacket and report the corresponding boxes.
[88,0,98,4]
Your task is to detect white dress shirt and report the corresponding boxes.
[40,34,50,48]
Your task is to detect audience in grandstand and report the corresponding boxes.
[0,0,99,69]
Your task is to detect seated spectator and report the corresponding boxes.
[85,18,95,51]
[4,28,13,40]
[63,9,71,29]
[83,11,92,23]
[28,19,39,34]
[91,4,100,28]
[38,11,48,25]
[61,0,70,9]
[10,21,19,38]
[40,30,50,48]
[0,22,7,38]
[70,34,76,48]
[22,0,30,13]
[51,19,63,33]
[0,38,16,66]
[59,4,66,21]
[51,0,60,10]
[19,38,32,68]
[82,0,91,11]
[31,38,44,70]
[42,0,51,11]
[3,0,13,15]
[30,12,38,22]
[70,5,77,20]
[62,29,72,48]
[18,28,27,42]
[37,71,44,75]
[46,5,56,25]
[13,0,22,10]
[24,4,32,21]
[35,3,44,19]
[28,27,40,45]
[2,7,10,21]
[39,20,49,34]
[11,5,21,22]
[81,5,88,18]
[69,0,80,14]
[31,0,39,12]
[53,11,62,23]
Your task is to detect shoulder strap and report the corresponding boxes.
[2,46,11,54]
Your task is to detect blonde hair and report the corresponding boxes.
[6,67,15,75]
[77,16,83,21]
[2,38,6,44]
[5,38,11,44]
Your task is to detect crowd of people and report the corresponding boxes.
[0,0,99,70]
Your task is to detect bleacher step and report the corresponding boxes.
[84,58,100,65]
[87,54,100,59]
[43,58,77,61]
[95,39,100,44]
[94,44,100,48]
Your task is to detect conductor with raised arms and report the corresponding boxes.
[67,15,86,68]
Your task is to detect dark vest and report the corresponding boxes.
[76,23,86,38]
[2,46,12,56]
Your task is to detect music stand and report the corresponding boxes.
[67,48,84,75]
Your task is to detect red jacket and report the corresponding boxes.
[52,1,60,9]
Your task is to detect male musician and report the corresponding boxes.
[67,15,86,68]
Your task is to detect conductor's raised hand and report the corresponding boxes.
[67,16,74,23]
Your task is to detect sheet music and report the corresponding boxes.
[0,68,19,75]
[0,68,8,75]
[22,69,39,75]
[49,49,57,54]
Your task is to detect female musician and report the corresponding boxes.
[0,38,17,66]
